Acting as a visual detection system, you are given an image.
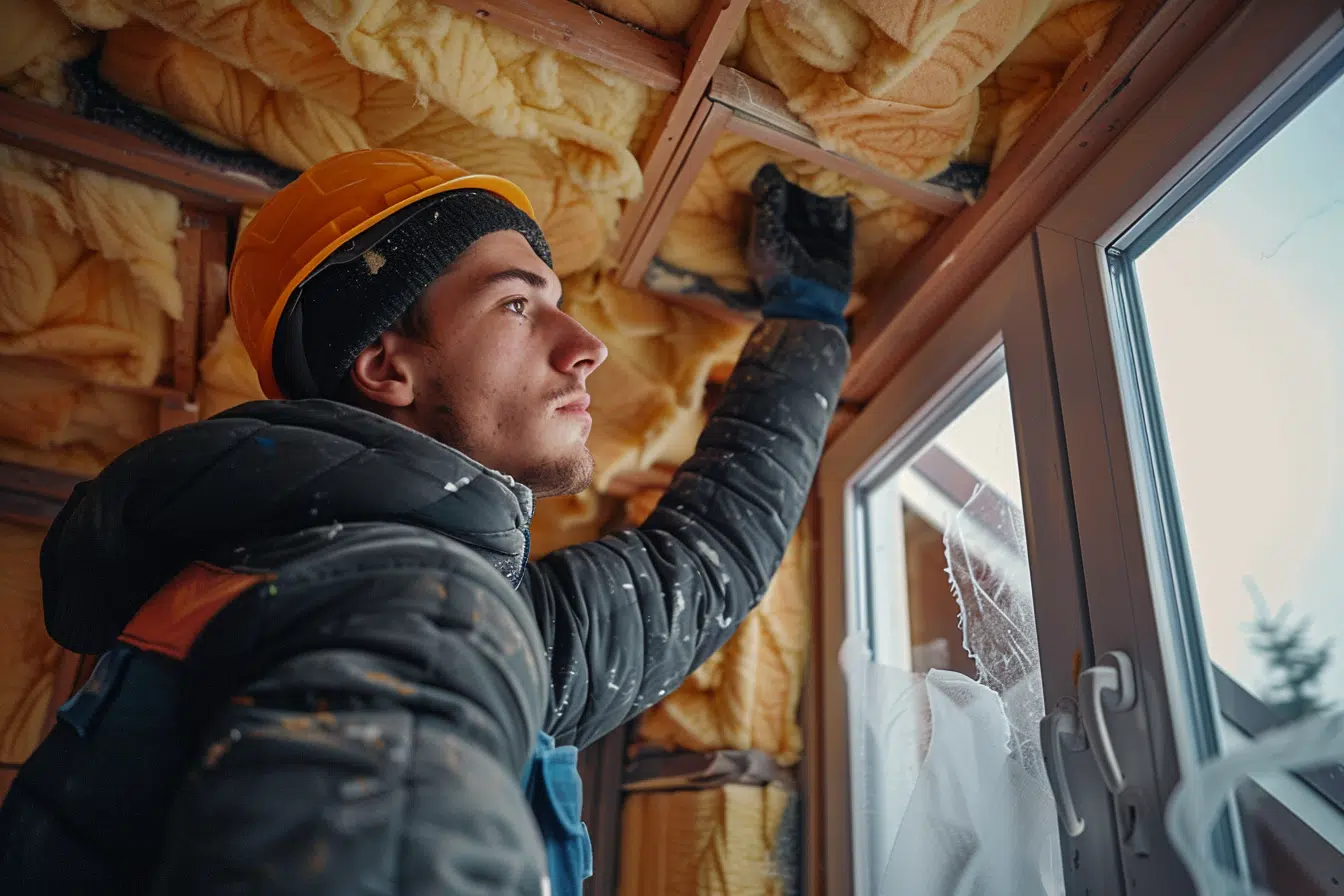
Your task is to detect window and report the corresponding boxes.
[818,3,1344,893]
[856,363,1025,676]
[1033,2,1344,890]
[849,350,1076,895]
[1107,45,1344,867]
[820,256,1122,895]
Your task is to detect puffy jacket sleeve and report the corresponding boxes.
[525,318,849,749]
[151,529,551,895]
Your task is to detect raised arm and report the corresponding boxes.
[526,165,854,749]
[528,313,848,748]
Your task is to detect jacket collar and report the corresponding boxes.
[41,399,535,654]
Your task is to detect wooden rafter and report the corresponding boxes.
[431,0,685,91]
[199,214,232,361]
[710,68,967,216]
[619,63,966,295]
[0,461,78,527]
[0,93,274,210]
[620,99,733,288]
[842,0,1243,402]
[173,217,204,397]
[613,0,751,274]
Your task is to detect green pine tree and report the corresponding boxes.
[1243,576,1334,721]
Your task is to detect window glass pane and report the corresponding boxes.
[1122,59,1344,857]
[864,374,1029,674]
[852,366,1062,893]
[1132,68,1343,723]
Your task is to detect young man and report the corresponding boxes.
[0,149,853,895]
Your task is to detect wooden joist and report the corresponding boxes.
[0,461,79,527]
[173,218,204,397]
[578,724,629,896]
[710,68,967,216]
[842,0,1242,402]
[619,98,733,287]
[623,747,795,792]
[0,93,275,211]
[431,0,686,91]
[620,64,966,292]
[613,0,751,274]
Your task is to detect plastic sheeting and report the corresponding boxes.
[1166,710,1344,895]
[842,637,1063,895]
[841,479,1061,895]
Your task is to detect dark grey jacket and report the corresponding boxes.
[0,318,848,894]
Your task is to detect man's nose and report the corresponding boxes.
[552,313,608,380]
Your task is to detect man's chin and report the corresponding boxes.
[522,447,595,498]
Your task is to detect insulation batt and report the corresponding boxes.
[0,522,64,768]
[0,140,175,473]
[621,784,793,896]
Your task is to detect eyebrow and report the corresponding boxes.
[479,267,552,292]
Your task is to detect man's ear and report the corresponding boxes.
[347,330,417,408]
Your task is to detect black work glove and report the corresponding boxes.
[747,163,856,331]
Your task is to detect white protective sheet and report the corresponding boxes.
[841,481,1064,895]
[1165,709,1344,894]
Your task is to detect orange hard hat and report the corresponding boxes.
[229,148,537,399]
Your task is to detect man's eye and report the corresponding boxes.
[504,298,527,315]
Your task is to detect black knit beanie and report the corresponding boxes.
[274,188,553,399]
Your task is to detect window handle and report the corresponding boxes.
[1041,698,1089,837]
[1079,650,1137,795]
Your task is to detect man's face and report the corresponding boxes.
[357,230,607,497]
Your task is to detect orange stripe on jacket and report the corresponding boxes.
[119,562,272,660]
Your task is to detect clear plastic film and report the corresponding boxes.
[1165,710,1344,894]
[841,483,1063,895]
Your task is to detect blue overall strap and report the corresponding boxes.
[520,732,593,896]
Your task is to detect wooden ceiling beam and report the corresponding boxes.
[0,461,79,527]
[619,98,733,288]
[0,93,274,210]
[841,0,1242,402]
[619,63,966,296]
[613,0,752,274]
[710,68,967,216]
[430,0,686,91]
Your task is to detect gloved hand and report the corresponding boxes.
[747,163,856,332]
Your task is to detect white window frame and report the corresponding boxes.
[812,1,1344,892]
[1038,0,1344,889]
[816,244,1124,895]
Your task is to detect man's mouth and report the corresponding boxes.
[555,393,591,414]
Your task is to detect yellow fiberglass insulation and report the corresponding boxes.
[621,784,793,896]
[198,314,266,420]
[977,0,1123,167]
[54,0,650,202]
[633,493,811,765]
[0,361,159,476]
[0,521,64,767]
[91,16,628,277]
[0,0,95,108]
[0,144,181,392]
[725,0,1123,181]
